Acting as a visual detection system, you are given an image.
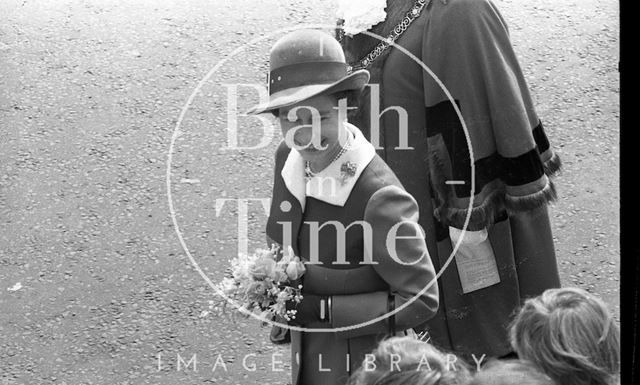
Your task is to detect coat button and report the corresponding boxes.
[280,200,292,212]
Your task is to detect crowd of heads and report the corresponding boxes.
[348,287,620,385]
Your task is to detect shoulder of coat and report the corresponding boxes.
[364,184,418,218]
[433,0,494,20]
[356,155,401,190]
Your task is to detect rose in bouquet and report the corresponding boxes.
[218,245,306,322]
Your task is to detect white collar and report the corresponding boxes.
[280,123,376,212]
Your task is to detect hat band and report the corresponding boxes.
[269,61,347,95]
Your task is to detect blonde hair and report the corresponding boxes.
[509,287,620,385]
[468,359,556,385]
[347,336,471,385]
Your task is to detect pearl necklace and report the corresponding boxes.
[304,134,352,181]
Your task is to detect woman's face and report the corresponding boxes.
[278,94,346,163]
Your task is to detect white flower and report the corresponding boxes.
[285,257,306,281]
[249,257,274,280]
[277,246,294,266]
[336,0,388,36]
[219,277,237,295]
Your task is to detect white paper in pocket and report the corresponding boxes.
[449,227,501,294]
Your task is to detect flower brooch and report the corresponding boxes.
[340,161,358,185]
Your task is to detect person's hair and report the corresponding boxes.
[270,88,362,118]
[509,287,620,385]
[347,336,472,385]
[468,359,556,385]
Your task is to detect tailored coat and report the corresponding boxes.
[339,0,562,359]
[266,125,439,385]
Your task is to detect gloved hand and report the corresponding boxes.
[286,294,323,326]
[270,314,291,344]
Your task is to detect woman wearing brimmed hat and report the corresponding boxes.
[248,29,439,385]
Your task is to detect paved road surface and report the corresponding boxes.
[0,0,619,383]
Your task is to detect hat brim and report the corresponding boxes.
[245,69,370,115]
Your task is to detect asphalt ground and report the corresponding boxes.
[0,0,619,384]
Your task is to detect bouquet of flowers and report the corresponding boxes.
[218,245,306,322]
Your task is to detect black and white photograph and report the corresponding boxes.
[1,0,624,384]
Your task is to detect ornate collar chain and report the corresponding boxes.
[337,0,431,73]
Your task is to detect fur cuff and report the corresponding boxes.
[543,152,562,178]
[504,180,557,215]
[435,187,505,231]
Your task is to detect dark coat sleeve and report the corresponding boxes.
[331,185,439,339]
[422,0,561,313]
[423,0,540,156]
[421,0,560,230]
[266,139,293,248]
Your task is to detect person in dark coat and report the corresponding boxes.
[338,0,562,359]
[248,29,440,385]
